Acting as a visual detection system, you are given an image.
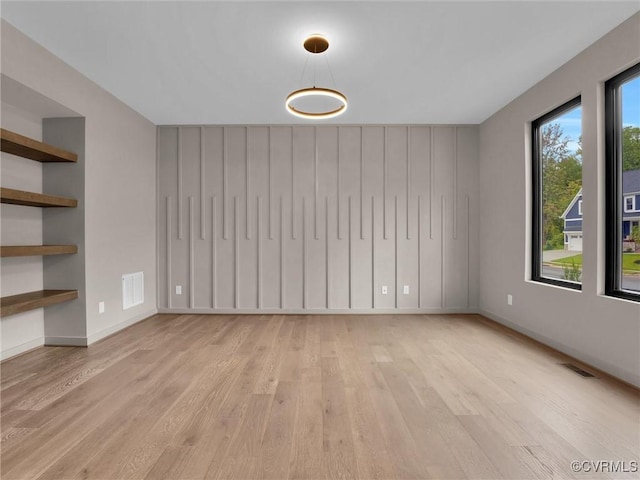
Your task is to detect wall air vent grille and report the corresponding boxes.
[122,272,144,310]
[561,363,596,378]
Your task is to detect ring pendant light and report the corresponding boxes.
[285,35,348,120]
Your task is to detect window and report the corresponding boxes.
[532,96,582,288]
[605,62,640,301]
[624,196,635,212]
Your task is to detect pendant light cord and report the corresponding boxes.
[298,38,335,89]
[299,53,310,85]
[313,50,317,87]
[324,55,337,89]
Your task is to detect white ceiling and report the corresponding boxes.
[1,1,639,125]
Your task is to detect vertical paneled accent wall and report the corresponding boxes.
[158,125,478,313]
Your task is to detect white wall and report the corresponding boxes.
[0,102,45,357]
[0,20,157,352]
[479,13,640,386]
[158,125,479,313]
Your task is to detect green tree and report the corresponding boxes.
[622,126,640,171]
[541,123,582,250]
[575,135,582,159]
[542,123,570,163]
[562,260,582,282]
[631,225,640,245]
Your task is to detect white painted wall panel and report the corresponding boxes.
[158,124,479,313]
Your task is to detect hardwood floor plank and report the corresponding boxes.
[0,409,33,429]
[143,444,193,480]
[70,348,213,480]
[253,319,294,394]
[458,414,539,479]
[364,365,430,479]
[0,427,34,448]
[288,316,307,352]
[512,445,577,480]
[34,394,155,480]
[395,358,503,479]
[497,402,602,478]
[300,316,322,383]
[172,354,251,447]
[343,386,396,480]
[213,455,259,480]
[322,378,359,480]
[216,352,269,419]
[177,416,243,480]
[2,348,172,457]
[15,348,168,430]
[224,393,273,459]
[2,348,184,479]
[0,313,637,480]
[378,361,467,479]
[288,380,324,480]
[321,356,343,384]
[258,381,299,480]
[111,348,249,479]
[34,327,216,480]
[209,394,273,480]
[412,353,482,415]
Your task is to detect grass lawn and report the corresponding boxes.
[551,253,640,273]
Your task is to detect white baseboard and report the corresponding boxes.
[478,308,640,388]
[44,336,87,347]
[87,308,158,345]
[1,337,44,361]
[44,309,158,347]
[158,307,479,315]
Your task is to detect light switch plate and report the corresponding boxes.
[98,301,105,314]
[403,285,410,295]
[176,285,182,295]
[382,286,388,295]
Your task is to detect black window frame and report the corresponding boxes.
[532,95,582,290]
[605,62,640,302]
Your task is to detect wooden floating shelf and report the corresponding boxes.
[0,187,77,208]
[0,245,78,257]
[1,128,77,163]
[0,290,78,317]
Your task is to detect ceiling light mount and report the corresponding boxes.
[303,35,329,54]
[285,34,347,120]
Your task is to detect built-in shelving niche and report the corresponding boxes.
[0,127,79,318]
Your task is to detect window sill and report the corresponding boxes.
[602,291,640,304]
[528,278,582,292]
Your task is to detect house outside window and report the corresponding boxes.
[532,96,583,288]
[605,62,640,301]
[624,195,635,212]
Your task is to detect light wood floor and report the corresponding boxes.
[1,314,638,480]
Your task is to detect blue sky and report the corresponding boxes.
[553,75,640,154]
[555,106,582,154]
[622,76,640,127]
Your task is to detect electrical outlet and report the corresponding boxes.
[176,285,182,295]
[403,285,410,295]
[98,301,105,314]
[507,294,513,306]
[381,286,388,295]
